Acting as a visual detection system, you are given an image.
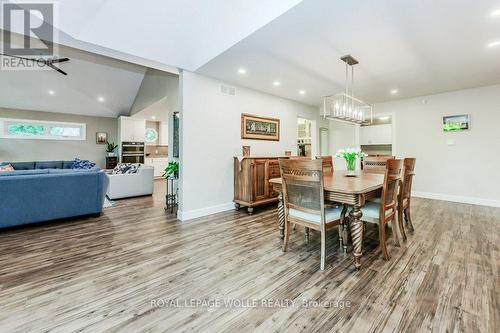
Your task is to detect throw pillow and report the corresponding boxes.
[0,164,14,172]
[124,163,141,174]
[112,163,131,174]
[72,158,96,170]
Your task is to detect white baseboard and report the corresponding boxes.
[177,202,234,221]
[412,191,500,208]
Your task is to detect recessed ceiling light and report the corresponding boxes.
[390,89,399,95]
[48,90,55,95]
[273,81,281,87]
[487,40,500,48]
[151,116,156,120]
[97,96,105,102]
[299,90,306,95]
[237,68,247,75]
[491,9,500,17]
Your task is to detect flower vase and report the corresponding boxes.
[345,158,357,177]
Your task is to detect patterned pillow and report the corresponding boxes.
[112,163,131,174]
[124,163,141,174]
[0,164,14,172]
[112,163,141,174]
[71,158,96,170]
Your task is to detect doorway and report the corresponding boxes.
[297,117,314,157]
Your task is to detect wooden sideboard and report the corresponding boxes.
[234,157,286,214]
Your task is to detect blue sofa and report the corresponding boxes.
[0,161,109,229]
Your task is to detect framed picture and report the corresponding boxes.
[241,113,280,141]
[96,132,108,144]
[173,112,179,158]
[443,114,470,132]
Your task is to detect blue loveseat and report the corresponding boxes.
[0,161,109,229]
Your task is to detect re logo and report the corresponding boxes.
[2,1,54,55]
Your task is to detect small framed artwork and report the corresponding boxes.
[96,132,108,144]
[173,112,179,158]
[241,113,280,141]
[443,114,470,132]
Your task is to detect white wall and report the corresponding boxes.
[179,71,322,220]
[373,84,500,207]
[328,121,358,170]
[0,107,117,168]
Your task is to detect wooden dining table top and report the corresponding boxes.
[269,170,385,194]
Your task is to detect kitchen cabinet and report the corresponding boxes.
[145,157,168,178]
[159,122,168,145]
[118,117,146,142]
[360,124,392,145]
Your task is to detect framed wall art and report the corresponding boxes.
[241,114,280,141]
[443,114,470,132]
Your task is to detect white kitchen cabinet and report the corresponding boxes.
[145,157,168,178]
[360,124,392,145]
[159,122,168,145]
[118,117,146,142]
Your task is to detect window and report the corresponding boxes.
[0,118,86,140]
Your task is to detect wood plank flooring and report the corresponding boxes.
[0,180,498,332]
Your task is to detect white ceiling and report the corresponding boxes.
[197,0,500,105]
[8,0,303,72]
[0,33,147,117]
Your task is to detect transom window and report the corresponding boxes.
[0,118,86,141]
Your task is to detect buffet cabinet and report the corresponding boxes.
[233,157,285,214]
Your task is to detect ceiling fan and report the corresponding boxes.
[0,53,70,75]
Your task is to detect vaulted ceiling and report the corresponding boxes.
[197,0,500,105]
[1,0,303,117]
[2,0,500,114]
[0,33,147,118]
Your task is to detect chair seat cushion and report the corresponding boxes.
[288,207,343,224]
[361,201,381,223]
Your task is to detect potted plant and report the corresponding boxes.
[335,148,367,177]
[106,142,118,157]
[163,161,179,179]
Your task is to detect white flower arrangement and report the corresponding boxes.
[335,148,367,172]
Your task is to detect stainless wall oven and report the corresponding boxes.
[121,142,145,163]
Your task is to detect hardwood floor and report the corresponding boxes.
[0,180,498,332]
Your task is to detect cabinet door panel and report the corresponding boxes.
[253,160,268,201]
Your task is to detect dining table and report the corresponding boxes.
[269,170,385,270]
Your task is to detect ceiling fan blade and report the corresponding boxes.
[48,63,67,75]
[50,58,70,63]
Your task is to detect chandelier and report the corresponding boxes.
[322,55,372,125]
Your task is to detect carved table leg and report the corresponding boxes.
[277,192,285,240]
[341,204,349,253]
[349,204,364,270]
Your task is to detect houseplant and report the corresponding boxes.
[163,161,179,179]
[106,142,118,157]
[335,148,367,177]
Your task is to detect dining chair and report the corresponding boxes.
[362,156,394,173]
[359,159,402,260]
[398,158,416,240]
[279,159,347,270]
[315,155,334,173]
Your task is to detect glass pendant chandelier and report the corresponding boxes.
[322,55,372,125]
